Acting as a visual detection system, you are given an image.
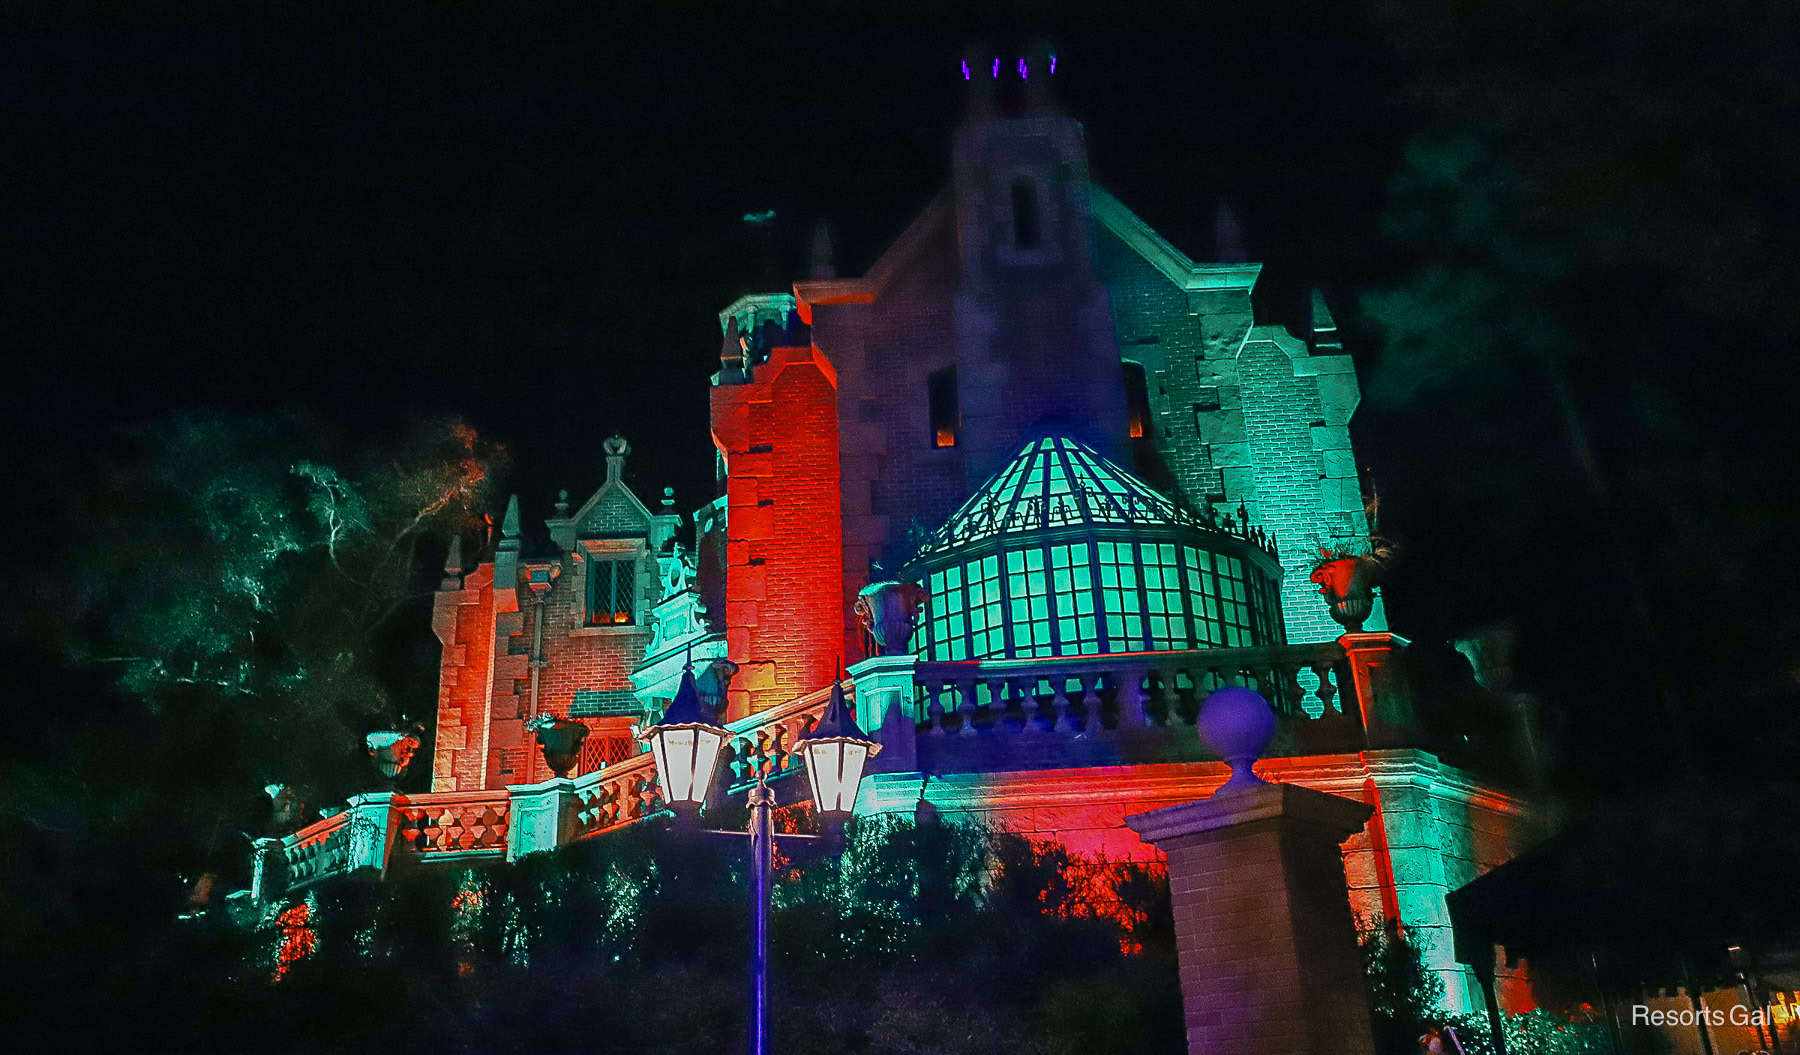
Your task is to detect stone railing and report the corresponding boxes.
[249,681,844,906]
[249,634,1412,905]
[911,641,1353,735]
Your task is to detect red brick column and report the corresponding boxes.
[1127,783,1378,1055]
[710,344,844,718]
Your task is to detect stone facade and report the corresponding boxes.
[428,442,683,791]
[417,84,1522,1014]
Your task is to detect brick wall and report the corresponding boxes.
[1095,224,1384,642]
[429,564,496,792]
[711,344,845,717]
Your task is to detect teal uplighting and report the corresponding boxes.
[907,436,1285,660]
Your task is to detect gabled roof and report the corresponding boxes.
[910,435,1272,562]
[793,185,1260,316]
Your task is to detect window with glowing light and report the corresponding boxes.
[586,558,638,626]
[927,366,958,448]
[1123,362,1151,440]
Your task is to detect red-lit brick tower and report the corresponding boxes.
[710,329,845,719]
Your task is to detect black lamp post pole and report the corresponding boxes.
[747,773,774,1055]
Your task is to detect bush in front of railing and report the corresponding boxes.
[219,817,1185,1054]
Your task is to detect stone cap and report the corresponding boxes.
[1124,782,1373,848]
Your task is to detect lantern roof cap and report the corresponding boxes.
[643,665,725,733]
[797,675,880,751]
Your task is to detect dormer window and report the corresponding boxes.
[586,557,638,626]
[1010,179,1041,249]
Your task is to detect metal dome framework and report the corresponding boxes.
[905,436,1287,661]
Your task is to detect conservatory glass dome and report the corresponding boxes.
[904,435,1286,661]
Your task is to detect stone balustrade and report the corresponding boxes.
[911,640,1362,751]
[249,636,1406,906]
[250,679,844,906]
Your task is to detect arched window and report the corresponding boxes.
[1010,179,1041,249]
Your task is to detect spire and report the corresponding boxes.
[809,218,836,279]
[719,316,747,383]
[1022,38,1057,113]
[603,435,630,486]
[960,41,996,121]
[498,495,521,552]
[1214,199,1247,263]
[1309,289,1342,354]
[440,534,465,589]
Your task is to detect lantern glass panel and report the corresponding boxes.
[804,739,870,815]
[650,726,723,806]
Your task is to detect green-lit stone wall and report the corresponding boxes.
[1232,335,1381,642]
[1095,225,1384,642]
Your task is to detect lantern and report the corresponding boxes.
[794,677,883,822]
[638,666,727,813]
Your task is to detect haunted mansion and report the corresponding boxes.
[254,63,1536,1018]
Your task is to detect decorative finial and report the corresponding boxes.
[1214,199,1247,264]
[1023,39,1057,111]
[554,489,570,517]
[961,41,996,119]
[603,435,629,485]
[661,486,675,511]
[440,534,465,588]
[809,218,836,279]
[1197,687,1276,795]
[499,495,521,546]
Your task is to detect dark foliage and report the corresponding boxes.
[5,818,1182,1055]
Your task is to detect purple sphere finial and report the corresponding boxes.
[1197,687,1277,795]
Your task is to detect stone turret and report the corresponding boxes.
[949,41,1130,484]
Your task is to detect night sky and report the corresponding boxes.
[8,1,1797,793]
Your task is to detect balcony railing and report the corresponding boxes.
[249,634,1409,906]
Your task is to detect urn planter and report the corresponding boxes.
[366,730,422,783]
[532,717,591,779]
[854,581,929,657]
[1309,556,1378,633]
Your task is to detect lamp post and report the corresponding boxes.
[639,666,881,1055]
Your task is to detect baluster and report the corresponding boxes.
[754,729,773,778]
[1174,665,1200,725]
[926,680,948,736]
[600,782,620,826]
[1310,661,1339,716]
[1079,674,1103,735]
[1281,662,1306,718]
[1005,676,1033,732]
[1050,676,1074,733]
[956,677,979,736]
[1117,665,1149,728]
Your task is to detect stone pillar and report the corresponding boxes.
[1126,782,1377,1055]
[1340,631,1415,748]
[345,792,402,879]
[250,836,287,906]
[847,653,918,772]
[507,778,580,861]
